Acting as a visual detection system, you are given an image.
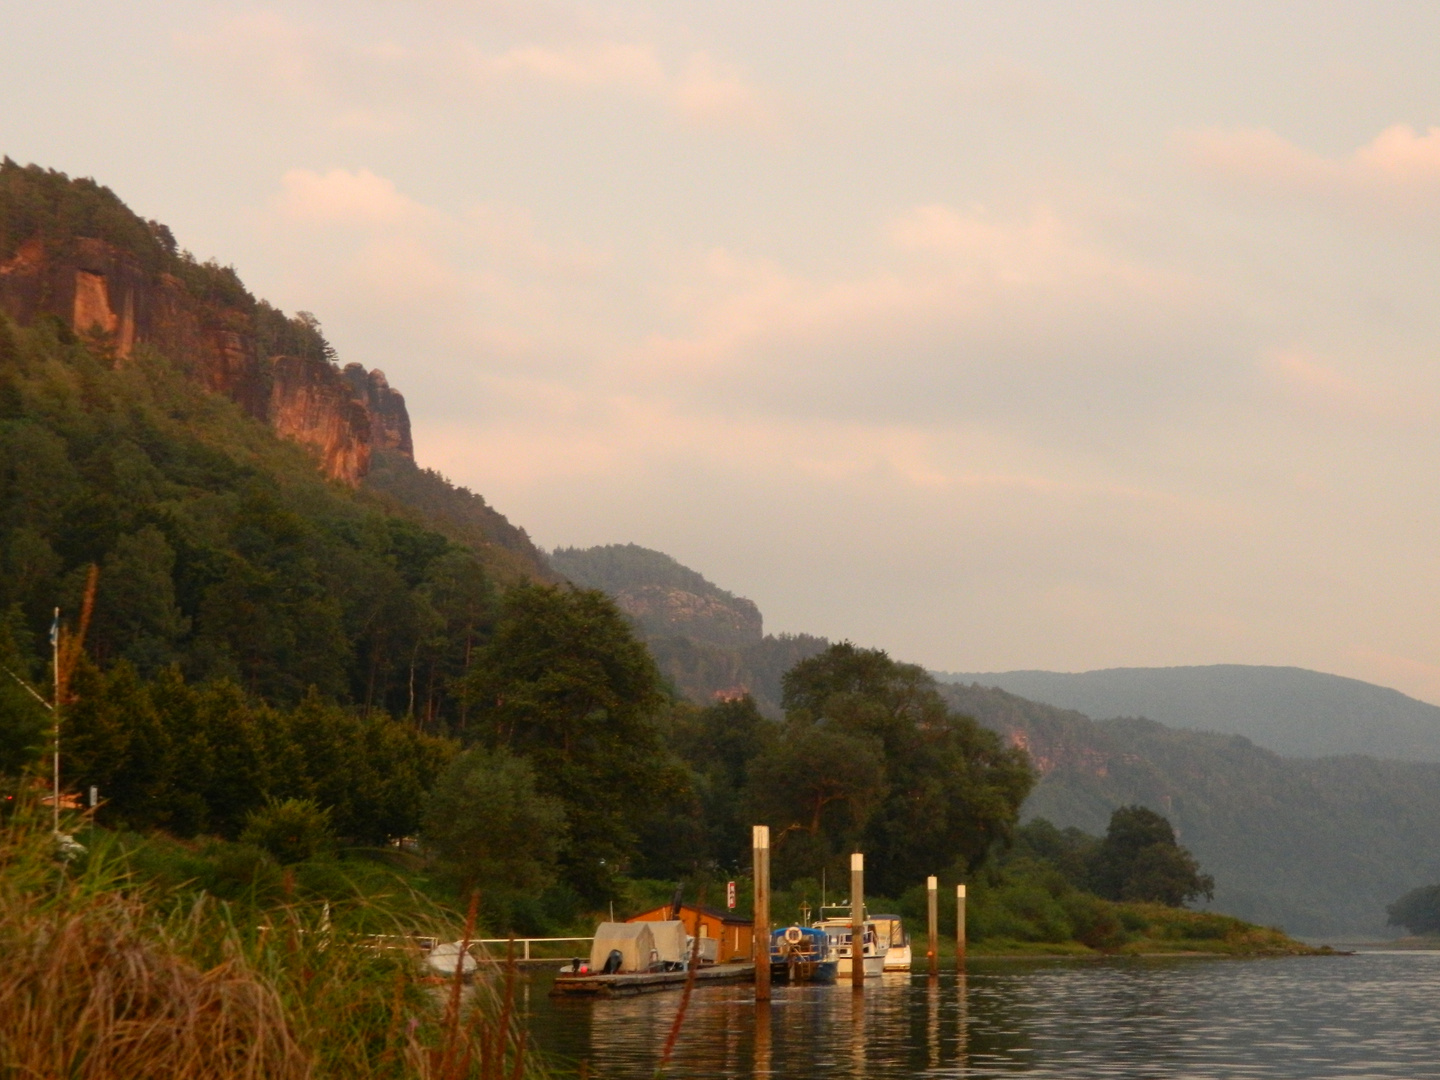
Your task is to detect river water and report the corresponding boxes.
[522,951,1440,1078]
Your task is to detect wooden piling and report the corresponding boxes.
[850,852,865,991]
[955,883,967,968]
[926,875,938,978]
[753,825,771,1003]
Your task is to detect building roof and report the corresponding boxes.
[628,903,752,926]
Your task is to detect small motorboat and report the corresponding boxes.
[870,914,913,971]
[769,925,838,983]
[813,909,888,977]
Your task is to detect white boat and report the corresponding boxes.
[814,912,888,977]
[870,914,912,971]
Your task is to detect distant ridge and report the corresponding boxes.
[933,665,1440,761]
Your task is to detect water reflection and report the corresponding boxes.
[530,952,1440,1078]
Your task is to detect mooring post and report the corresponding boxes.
[955,883,967,968]
[927,875,939,978]
[753,825,771,1003]
[850,852,865,990]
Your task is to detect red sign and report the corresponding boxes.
[727,880,736,910]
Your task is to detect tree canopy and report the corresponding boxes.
[746,642,1034,895]
[1088,805,1215,906]
[1387,884,1440,936]
[461,583,684,899]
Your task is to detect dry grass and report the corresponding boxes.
[0,806,551,1080]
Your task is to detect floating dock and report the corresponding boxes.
[551,962,755,998]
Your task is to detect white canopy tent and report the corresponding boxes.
[588,922,658,974]
[647,919,689,967]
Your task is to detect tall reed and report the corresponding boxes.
[0,804,549,1079]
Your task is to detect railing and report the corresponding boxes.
[474,936,594,962]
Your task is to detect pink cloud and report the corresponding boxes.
[1181,123,1440,212]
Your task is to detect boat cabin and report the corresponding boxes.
[627,904,754,963]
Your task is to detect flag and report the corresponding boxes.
[49,609,58,648]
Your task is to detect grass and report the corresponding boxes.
[0,802,552,1079]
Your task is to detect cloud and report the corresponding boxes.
[468,41,776,129]
[1181,123,1440,214]
[274,168,427,226]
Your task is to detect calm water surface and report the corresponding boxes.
[521,951,1440,1078]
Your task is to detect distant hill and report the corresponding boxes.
[548,543,827,714]
[943,681,1440,938]
[934,665,1440,761]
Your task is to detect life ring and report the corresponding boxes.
[784,926,803,945]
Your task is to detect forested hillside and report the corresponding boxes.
[936,664,1440,760]
[550,543,827,713]
[0,163,1040,938]
[943,681,1440,937]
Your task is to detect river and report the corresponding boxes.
[521,950,1440,1078]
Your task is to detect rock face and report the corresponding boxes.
[271,356,375,486]
[0,236,409,484]
[342,363,413,457]
[611,584,763,649]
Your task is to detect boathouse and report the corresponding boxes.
[627,904,754,962]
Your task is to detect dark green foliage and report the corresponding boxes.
[1387,884,1440,936]
[0,316,498,728]
[240,797,334,864]
[61,662,453,843]
[462,583,684,899]
[0,159,167,270]
[669,696,776,870]
[1088,805,1214,906]
[365,451,553,584]
[421,746,567,892]
[750,642,1034,894]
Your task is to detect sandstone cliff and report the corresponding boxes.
[0,231,407,486]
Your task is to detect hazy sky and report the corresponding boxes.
[7,2,1440,701]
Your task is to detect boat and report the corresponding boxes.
[870,914,912,971]
[813,907,888,977]
[768,925,838,983]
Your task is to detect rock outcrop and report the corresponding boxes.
[0,235,408,484]
[342,363,413,458]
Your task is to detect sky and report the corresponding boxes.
[6,2,1440,701]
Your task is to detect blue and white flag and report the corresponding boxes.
[48,610,58,647]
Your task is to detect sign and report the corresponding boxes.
[726,880,736,910]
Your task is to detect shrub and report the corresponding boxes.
[240,798,333,865]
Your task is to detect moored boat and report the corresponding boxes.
[769,925,838,983]
[870,914,912,971]
[814,910,888,977]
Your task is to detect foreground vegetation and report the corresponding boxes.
[0,804,544,1079]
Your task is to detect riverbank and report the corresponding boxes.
[953,903,1325,958]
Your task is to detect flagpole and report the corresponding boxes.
[51,607,59,834]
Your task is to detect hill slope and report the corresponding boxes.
[943,681,1440,938]
[936,664,1440,760]
[548,543,826,714]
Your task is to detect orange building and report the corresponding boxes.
[626,903,754,963]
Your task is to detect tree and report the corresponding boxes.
[746,723,887,881]
[461,583,680,898]
[770,642,1034,895]
[670,695,776,868]
[422,746,567,893]
[1387,884,1440,936]
[1087,805,1214,906]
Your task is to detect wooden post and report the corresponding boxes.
[926,875,938,978]
[850,852,865,990]
[753,825,771,1003]
[955,883,967,968]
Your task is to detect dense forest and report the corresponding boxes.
[0,163,1061,937]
